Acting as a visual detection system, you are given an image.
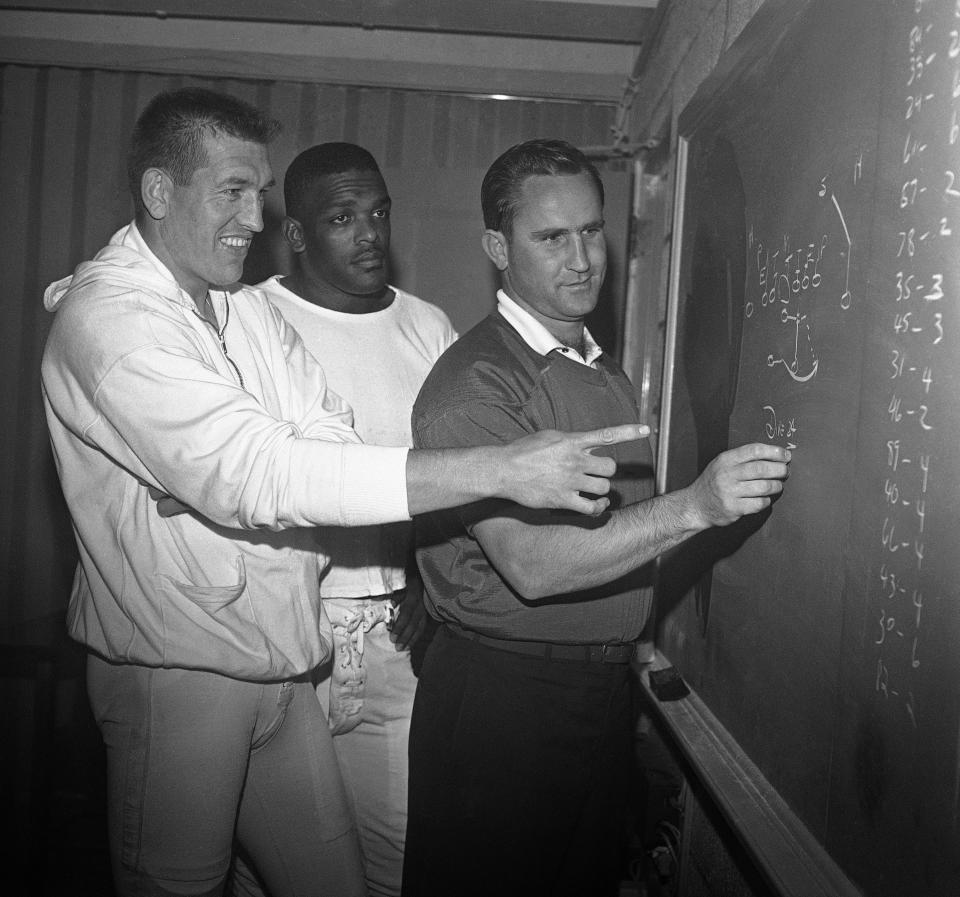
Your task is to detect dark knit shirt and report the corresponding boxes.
[412,311,655,645]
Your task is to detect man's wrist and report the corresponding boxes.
[476,443,506,500]
[669,486,709,535]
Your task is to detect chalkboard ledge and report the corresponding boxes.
[638,652,862,897]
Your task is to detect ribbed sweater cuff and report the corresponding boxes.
[335,444,410,525]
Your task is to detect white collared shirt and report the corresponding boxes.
[496,289,603,367]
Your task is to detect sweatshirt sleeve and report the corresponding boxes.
[43,282,410,529]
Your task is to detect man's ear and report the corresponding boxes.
[482,229,509,271]
[282,216,306,254]
[141,168,171,221]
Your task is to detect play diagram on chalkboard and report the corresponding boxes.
[746,182,856,388]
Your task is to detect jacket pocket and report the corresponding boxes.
[158,556,246,614]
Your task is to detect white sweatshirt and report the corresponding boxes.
[260,275,457,598]
[41,223,408,679]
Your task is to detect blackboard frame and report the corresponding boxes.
[640,654,861,897]
[654,133,687,496]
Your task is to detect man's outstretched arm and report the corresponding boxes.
[404,424,650,517]
[154,424,649,521]
[473,442,791,599]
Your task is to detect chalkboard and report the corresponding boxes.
[656,1,960,894]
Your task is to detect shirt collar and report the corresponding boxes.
[127,222,182,290]
[128,221,226,317]
[496,289,603,367]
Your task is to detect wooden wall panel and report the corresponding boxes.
[0,66,43,627]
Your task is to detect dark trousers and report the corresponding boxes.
[402,625,637,897]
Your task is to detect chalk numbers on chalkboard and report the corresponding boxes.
[870,0,958,725]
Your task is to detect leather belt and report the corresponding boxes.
[446,624,635,664]
[336,588,406,603]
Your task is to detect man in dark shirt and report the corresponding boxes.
[403,138,791,896]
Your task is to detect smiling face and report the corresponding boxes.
[286,168,392,311]
[147,131,273,302]
[485,172,606,343]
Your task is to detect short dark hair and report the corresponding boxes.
[481,138,604,236]
[283,142,382,222]
[127,87,280,209]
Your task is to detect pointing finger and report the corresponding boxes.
[579,423,650,450]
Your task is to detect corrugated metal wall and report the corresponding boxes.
[0,63,624,631]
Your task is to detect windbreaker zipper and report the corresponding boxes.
[195,294,245,390]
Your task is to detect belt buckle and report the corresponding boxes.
[601,643,629,663]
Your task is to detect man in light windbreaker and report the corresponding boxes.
[40,87,646,897]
